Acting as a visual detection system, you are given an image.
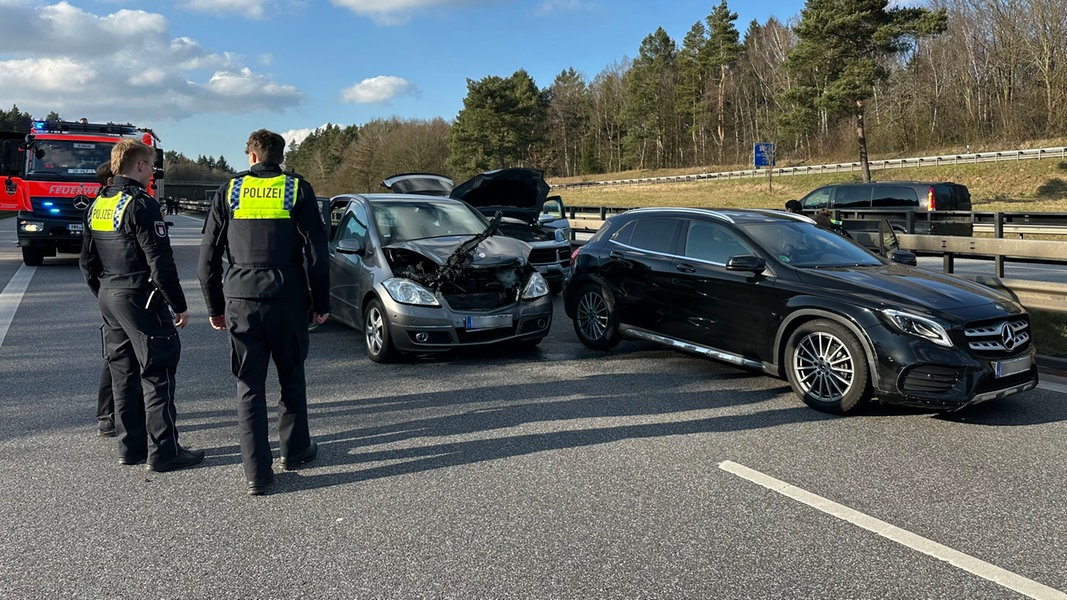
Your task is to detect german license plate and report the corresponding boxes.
[993,354,1031,378]
[68,223,83,234]
[465,315,512,330]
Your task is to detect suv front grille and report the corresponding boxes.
[964,318,1030,354]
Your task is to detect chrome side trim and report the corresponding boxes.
[619,325,767,370]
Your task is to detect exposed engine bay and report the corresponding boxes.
[383,213,537,310]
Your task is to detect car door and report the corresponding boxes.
[329,202,373,328]
[666,219,781,361]
[600,216,682,333]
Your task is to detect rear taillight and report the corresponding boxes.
[570,245,584,263]
[927,187,935,212]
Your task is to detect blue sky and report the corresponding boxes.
[0,0,805,166]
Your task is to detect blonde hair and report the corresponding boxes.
[110,139,154,177]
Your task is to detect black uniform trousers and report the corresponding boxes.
[99,288,182,464]
[226,296,312,482]
[96,356,114,430]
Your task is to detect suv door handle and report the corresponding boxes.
[675,263,696,273]
[609,251,625,259]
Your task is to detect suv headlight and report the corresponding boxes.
[522,271,549,300]
[882,308,953,347]
[383,278,440,306]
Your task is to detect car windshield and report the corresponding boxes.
[740,221,883,268]
[370,200,489,243]
[27,139,115,178]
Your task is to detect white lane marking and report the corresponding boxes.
[719,460,1067,600]
[0,264,35,348]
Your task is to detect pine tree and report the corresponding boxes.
[782,0,947,180]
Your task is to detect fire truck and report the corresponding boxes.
[0,119,163,266]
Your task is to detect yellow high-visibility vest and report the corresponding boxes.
[89,192,133,232]
[228,175,297,220]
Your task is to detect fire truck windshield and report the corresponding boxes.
[27,139,115,179]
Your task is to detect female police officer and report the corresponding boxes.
[80,139,203,472]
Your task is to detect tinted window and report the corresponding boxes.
[683,221,751,264]
[872,186,919,207]
[834,186,872,208]
[801,187,831,210]
[617,217,678,253]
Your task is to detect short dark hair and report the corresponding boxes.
[245,129,286,164]
[95,161,113,186]
[784,200,802,213]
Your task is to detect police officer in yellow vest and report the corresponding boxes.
[80,139,204,472]
[197,129,330,496]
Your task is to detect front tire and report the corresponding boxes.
[785,319,871,414]
[21,247,44,267]
[572,284,620,350]
[364,298,398,363]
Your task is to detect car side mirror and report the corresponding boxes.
[542,196,564,219]
[337,238,365,256]
[725,254,766,274]
[890,250,917,266]
[878,218,899,256]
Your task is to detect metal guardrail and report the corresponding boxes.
[551,146,1067,190]
[567,207,1067,239]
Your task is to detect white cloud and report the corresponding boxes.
[329,0,475,25]
[0,2,302,123]
[341,75,416,104]
[181,0,268,19]
[280,123,333,148]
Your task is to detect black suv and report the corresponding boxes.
[565,208,1037,414]
[796,181,972,237]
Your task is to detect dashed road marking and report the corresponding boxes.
[719,460,1067,600]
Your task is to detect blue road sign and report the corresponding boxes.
[754,143,775,168]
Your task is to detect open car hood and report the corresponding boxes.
[449,168,551,224]
[381,173,454,197]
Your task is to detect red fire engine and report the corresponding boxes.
[0,120,163,266]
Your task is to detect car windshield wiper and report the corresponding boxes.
[425,211,501,290]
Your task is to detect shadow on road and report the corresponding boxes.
[222,370,836,495]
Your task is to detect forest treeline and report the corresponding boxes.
[285,0,1067,196]
[4,0,1064,197]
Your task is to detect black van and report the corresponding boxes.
[796,181,972,237]
[798,181,971,212]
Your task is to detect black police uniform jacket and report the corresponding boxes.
[197,163,329,316]
[80,176,188,313]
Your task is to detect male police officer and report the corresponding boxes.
[81,139,204,471]
[198,129,329,496]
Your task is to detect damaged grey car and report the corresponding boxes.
[323,193,553,362]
